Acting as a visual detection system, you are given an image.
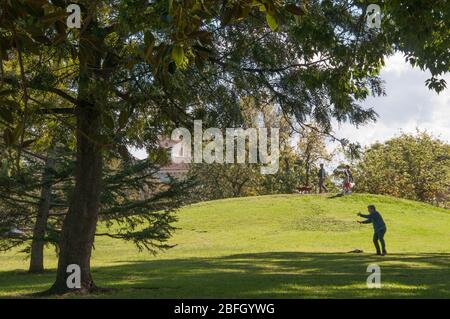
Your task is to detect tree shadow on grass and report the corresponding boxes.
[327,193,344,199]
[1,252,449,298]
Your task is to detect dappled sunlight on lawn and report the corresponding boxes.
[1,252,448,298]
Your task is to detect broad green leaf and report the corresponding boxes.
[266,13,278,31]
[171,46,186,68]
[221,6,233,26]
[168,0,173,14]
[13,122,23,143]
[285,4,304,16]
[144,31,155,62]
[0,158,8,176]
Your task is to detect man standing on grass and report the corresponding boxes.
[358,205,387,256]
[318,164,328,193]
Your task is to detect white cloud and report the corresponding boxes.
[129,146,148,160]
[381,52,410,76]
[333,52,450,147]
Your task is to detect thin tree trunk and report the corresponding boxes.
[305,162,310,187]
[29,150,55,273]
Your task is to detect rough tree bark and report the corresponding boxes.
[46,45,104,293]
[47,100,102,294]
[29,149,55,273]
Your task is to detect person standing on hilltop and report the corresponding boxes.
[343,165,354,194]
[318,164,328,193]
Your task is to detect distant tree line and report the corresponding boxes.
[355,132,450,208]
[190,130,449,209]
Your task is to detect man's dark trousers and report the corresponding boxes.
[319,179,327,193]
[373,227,387,254]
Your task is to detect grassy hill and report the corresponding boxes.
[0,193,449,298]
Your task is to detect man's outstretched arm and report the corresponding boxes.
[357,213,372,224]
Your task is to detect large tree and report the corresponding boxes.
[296,125,331,188]
[1,0,449,294]
[355,132,450,205]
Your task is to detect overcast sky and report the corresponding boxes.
[332,52,450,147]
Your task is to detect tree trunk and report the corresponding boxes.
[42,14,107,294]
[43,12,107,292]
[47,83,103,294]
[29,150,55,273]
[47,101,102,294]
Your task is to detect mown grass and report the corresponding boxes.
[0,193,449,298]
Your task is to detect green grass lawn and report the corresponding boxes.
[1,193,449,298]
